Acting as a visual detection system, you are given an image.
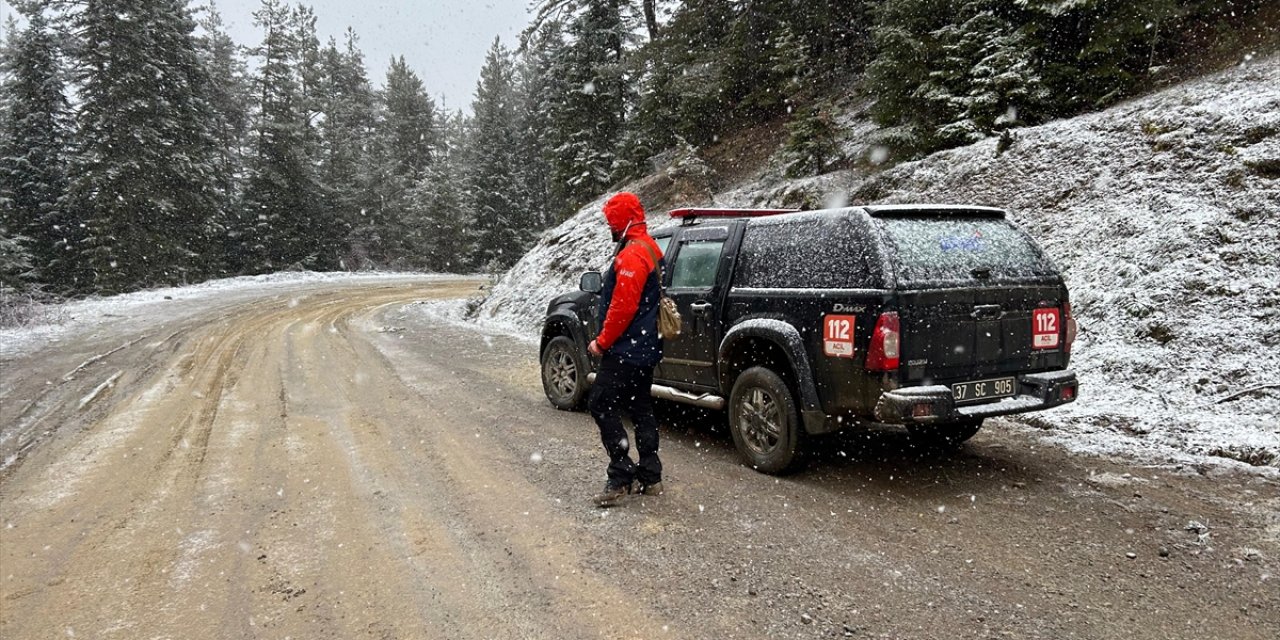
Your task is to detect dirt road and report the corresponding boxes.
[1,279,1276,639]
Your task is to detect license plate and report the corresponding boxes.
[952,377,1016,403]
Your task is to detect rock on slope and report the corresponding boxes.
[473,54,1280,471]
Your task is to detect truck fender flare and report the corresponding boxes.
[718,319,822,417]
[541,308,588,355]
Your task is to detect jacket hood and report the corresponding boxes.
[603,192,646,235]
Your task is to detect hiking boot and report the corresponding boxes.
[637,481,664,496]
[593,482,632,507]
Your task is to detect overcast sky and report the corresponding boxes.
[0,0,533,112]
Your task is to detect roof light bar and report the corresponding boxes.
[668,208,799,219]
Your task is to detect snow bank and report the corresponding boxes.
[475,54,1280,471]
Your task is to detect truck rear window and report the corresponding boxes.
[874,216,1056,285]
[733,213,881,289]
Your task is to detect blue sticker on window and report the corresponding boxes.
[940,232,987,252]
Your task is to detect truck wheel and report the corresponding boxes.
[729,366,806,474]
[907,419,983,449]
[541,336,588,411]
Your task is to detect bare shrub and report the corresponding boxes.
[0,287,68,329]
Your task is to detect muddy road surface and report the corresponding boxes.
[2,279,1276,639]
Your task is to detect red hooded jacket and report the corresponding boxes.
[596,192,664,355]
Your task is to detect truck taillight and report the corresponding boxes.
[1064,302,1078,354]
[866,312,900,372]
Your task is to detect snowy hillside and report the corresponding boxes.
[472,54,1280,471]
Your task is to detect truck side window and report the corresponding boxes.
[733,214,879,289]
[670,241,724,289]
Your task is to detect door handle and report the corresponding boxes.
[971,304,1003,320]
[690,302,713,316]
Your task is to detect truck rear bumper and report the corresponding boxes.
[873,370,1078,425]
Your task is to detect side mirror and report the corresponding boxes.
[579,271,603,294]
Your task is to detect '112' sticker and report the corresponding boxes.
[1032,308,1061,349]
[824,315,856,358]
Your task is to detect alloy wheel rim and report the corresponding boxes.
[547,347,577,400]
[739,386,782,456]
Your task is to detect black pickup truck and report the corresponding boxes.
[540,205,1078,474]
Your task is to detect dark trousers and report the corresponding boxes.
[589,355,662,488]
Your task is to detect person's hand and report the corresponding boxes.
[588,339,603,357]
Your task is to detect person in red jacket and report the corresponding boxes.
[588,192,666,507]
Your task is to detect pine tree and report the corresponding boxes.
[380,56,437,184]
[0,10,75,291]
[960,9,1046,134]
[624,0,735,161]
[465,38,523,271]
[867,0,1050,152]
[529,0,661,42]
[513,20,566,225]
[0,25,35,295]
[791,0,878,74]
[403,119,468,273]
[867,0,1206,154]
[67,0,224,293]
[921,5,1043,146]
[784,103,843,177]
[548,0,629,214]
[1020,0,1184,113]
[0,18,10,147]
[375,55,438,266]
[238,0,326,272]
[721,0,799,122]
[866,0,950,151]
[0,231,35,292]
[195,3,252,277]
[291,4,325,163]
[621,0,876,173]
[318,29,373,268]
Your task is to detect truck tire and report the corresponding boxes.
[541,336,588,411]
[729,366,806,474]
[907,418,983,449]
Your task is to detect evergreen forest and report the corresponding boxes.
[0,0,1272,297]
